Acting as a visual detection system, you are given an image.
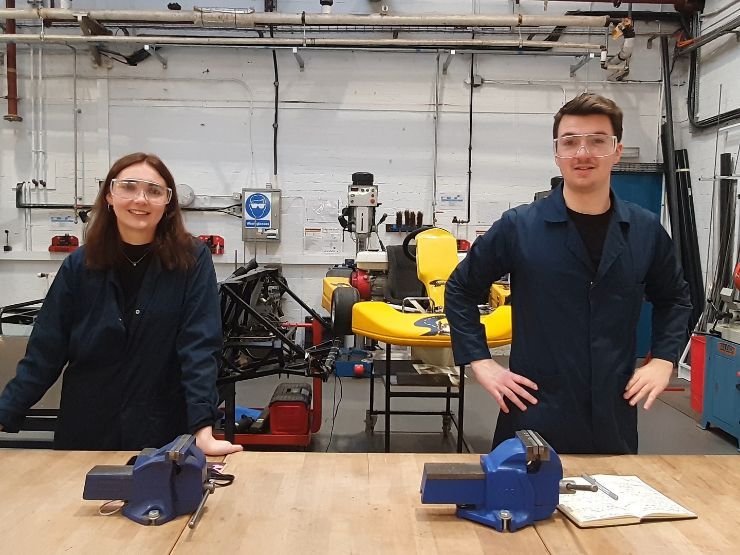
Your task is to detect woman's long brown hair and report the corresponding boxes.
[85,152,196,271]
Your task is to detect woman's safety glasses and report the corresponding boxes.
[110,179,173,205]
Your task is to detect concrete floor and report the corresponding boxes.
[234,362,739,455]
[1,337,737,453]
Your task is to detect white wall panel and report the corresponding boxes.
[0,1,725,325]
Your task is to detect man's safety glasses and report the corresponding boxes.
[553,134,618,159]
[110,179,173,205]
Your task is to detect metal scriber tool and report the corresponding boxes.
[581,473,619,500]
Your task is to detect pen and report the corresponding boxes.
[581,474,619,500]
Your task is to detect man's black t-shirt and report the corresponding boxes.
[567,204,613,271]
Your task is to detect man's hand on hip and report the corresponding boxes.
[470,358,538,413]
[624,358,674,410]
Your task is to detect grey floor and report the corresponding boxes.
[235,357,739,455]
[1,336,738,454]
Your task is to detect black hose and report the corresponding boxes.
[686,13,740,130]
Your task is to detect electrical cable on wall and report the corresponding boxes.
[684,13,740,129]
[452,51,475,226]
[267,0,280,181]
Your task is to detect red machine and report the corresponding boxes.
[48,234,79,252]
[268,383,312,435]
[215,376,323,448]
[350,269,372,300]
[198,234,224,255]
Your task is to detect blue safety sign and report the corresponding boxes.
[244,193,271,228]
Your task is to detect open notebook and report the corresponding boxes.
[557,475,697,528]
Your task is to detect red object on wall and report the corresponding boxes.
[690,334,706,413]
[734,262,740,291]
[457,239,471,252]
[198,234,224,255]
[48,234,79,252]
[351,269,372,300]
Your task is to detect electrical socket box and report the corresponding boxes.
[242,188,281,242]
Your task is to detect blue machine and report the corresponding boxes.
[421,430,566,532]
[701,334,740,448]
[333,347,372,378]
[83,435,210,526]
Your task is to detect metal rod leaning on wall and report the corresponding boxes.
[674,149,705,331]
[660,35,683,265]
[0,9,611,29]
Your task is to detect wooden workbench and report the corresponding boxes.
[1,451,738,554]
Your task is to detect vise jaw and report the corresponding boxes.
[83,434,208,525]
[420,430,562,532]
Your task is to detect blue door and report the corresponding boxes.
[611,172,663,358]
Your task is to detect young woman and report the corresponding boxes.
[0,153,241,456]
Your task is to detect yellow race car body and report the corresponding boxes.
[351,301,511,347]
[323,228,512,349]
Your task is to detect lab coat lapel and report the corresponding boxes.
[543,184,595,273]
[596,195,630,281]
[565,221,595,274]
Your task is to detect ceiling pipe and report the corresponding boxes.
[537,0,704,14]
[601,18,635,80]
[0,34,605,51]
[0,9,610,29]
[3,0,22,122]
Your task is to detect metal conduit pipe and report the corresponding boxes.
[539,0,702,11]
[3,0,22,122]
[67,44,79,222]
[677,13,740,55]
[0,9,610,28]
[194,12,611,29]
[0,34,604,51]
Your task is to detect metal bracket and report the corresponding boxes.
[292,47,305,72]
[442,49,455,75]
[145,45,167,69]
[646,34,659,49]
[569,53,593,78]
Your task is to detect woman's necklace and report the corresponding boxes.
[122,248,152,267]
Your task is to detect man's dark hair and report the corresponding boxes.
[553,93,623,142]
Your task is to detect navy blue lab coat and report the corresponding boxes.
[0,241,222,450]
[445,185,691,454]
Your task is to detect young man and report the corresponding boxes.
[445,93,691,454]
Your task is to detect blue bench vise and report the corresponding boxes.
[420,430,563,532]
[83,434,212,526]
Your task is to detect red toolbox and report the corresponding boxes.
[269,382,312,435]
[48,234,79,252]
